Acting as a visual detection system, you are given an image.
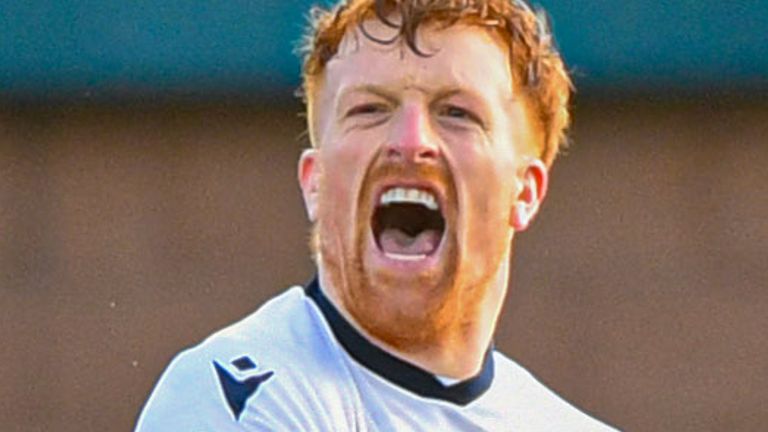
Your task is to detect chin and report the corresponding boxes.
[319,215,508,352]
[314,154,504,349]
[351,230,463,348]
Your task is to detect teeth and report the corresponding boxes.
[385,252,427,261]
[379,187,439,210]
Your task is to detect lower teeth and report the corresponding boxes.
[384,252,427,261]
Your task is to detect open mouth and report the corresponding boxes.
[371,187,446,260]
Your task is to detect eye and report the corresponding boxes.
[443,106,469,118]
[438,104,483,127]
[346,103,388,117]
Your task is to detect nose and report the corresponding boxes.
[386,104,440,163]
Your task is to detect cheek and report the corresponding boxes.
[468,171,514,234]
[451,142,517,217]
[318,144,369,219]
[449,143,517,260]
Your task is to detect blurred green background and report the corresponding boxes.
[1,2,766,431]
[2,0,766,98]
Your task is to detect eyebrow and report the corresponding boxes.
[335,83,515,120]
[338,84,398,104]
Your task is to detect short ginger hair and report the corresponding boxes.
[298,0,573,167]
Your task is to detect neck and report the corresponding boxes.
[317,258,510,380]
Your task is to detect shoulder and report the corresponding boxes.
[136,287,356,431]
[489,352,620,431]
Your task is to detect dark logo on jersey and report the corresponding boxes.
[213,356,274,420]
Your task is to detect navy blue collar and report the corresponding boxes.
[305,277,494,406]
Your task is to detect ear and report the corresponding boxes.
[298,148,320,222]
[510,158,549,231]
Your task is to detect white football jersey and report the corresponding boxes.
[136,278,619,431]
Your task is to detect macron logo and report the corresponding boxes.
[213,356,274,420]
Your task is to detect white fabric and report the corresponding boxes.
[135,286,619,431]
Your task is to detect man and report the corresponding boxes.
[136,0,618,430]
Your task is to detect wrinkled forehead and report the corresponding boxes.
[323,19,516,97]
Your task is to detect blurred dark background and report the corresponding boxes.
[1,1,766,431]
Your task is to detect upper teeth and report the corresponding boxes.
[379,187,439,210]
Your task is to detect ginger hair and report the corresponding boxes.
[298,0,573,166]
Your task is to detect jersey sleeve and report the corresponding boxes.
[135,346,354,432]
[134,348,318,432]
[135,289,360,431]
[135,349,245,431]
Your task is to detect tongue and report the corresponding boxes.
[378,228,441,256]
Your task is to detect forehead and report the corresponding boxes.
[322,21,515,101]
